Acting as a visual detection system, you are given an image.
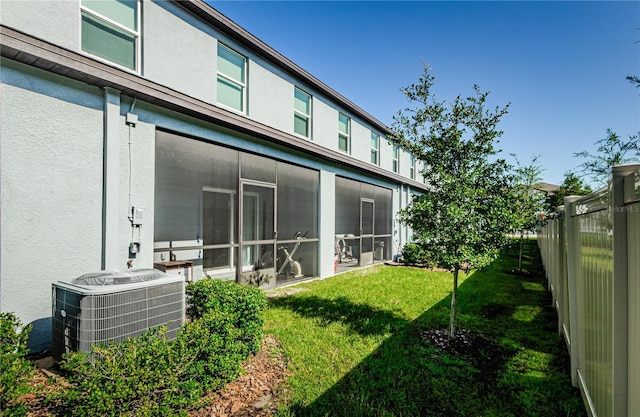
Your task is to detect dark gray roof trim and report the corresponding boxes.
[0,25,427,192]
[178,0,392,135]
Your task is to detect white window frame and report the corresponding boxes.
[370,132,380,165]
[338,113,350,153]
[410,155,416,180]
[392,145,399,173]
[217,43,247,113]
[79,0,140,72]
[293,87,312,138]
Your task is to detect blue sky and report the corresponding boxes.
[211,1,639,187]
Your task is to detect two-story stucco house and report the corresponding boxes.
[0,0,427,351]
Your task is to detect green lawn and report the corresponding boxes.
[264,240,586,417]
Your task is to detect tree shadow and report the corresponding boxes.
[268,295,408,337]
[272,241,585,416]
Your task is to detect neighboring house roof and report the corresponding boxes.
[533,182,560,194]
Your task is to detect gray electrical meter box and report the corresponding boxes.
[131,206,144,226]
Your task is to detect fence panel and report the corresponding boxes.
[538,164,639,417]
[576,203,613,417]
[560,216,570,345]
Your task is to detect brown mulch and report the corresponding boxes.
[189,334,290,417]
[21,334,289,417]
[20,368,67,417]
[384,261,449,272]
[385,261,472,273]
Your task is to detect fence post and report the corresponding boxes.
[624,165,640,417]
[564,196,581,387]
[611,166,636,417]
[556,206,565,337]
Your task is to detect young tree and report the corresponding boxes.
[510,154,544,272]
[390,66,516,341]
[574,129,640,187]
[543,171,592,213]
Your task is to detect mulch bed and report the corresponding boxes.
[420,328,515,392]
[21,334,290,417]
[189,334,290,417]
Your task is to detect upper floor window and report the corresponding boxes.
[392,145,399,173]
[217,43,246,112]
[409,155,416,180]
[338,113,350,153]
[294,88,311,138]
[80,0,139,71]
[370,132,379,165]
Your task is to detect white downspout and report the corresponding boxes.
[102,87,120,270]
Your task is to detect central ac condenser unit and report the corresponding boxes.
[52,269,185,360]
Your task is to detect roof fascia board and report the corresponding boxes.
[0,24,427,192]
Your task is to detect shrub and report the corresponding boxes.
[176,312,245,392]
[187,278,267,355]
[59,327,192,416]
[401,243,430,265]
[56,279,267,416]
[0,312,35,416]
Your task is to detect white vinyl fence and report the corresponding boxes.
[538,164,640,417]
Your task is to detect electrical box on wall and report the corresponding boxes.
[129,241,141,255]
[131,206,144,226]
[126,112,138,126]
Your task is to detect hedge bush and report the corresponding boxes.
[401,242,431,266]
[186,278,267,356]
[56,279,267,416]
[0,312,35,416]
[59,327,193,416]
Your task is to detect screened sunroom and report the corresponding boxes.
[154,131,319,289]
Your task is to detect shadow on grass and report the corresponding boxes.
[268,295,407,336]
[274,241,586,417]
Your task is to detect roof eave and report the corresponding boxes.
[0,25,428,192]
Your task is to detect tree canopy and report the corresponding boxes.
[543,171,592,214]
[510,154,544,271]
[511,154,544,233]
[574,129,640,187]
[390,66,516,339]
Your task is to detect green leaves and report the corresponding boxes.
[54,279,267,416]
[391,65,515,273]
[511,154,545,234]
[187,278,267,356]
[390,65,516,339]
[574,128,640,187]
[543,171,592,213]
[0,313,35,416]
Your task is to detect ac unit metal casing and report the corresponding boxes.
[52,269,185,361]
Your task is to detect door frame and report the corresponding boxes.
[360,198,375,266]
[238,180,277,288]
[202,187,236,277]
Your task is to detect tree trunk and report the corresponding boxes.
[448,268,459,344]
[518,230,524,272]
